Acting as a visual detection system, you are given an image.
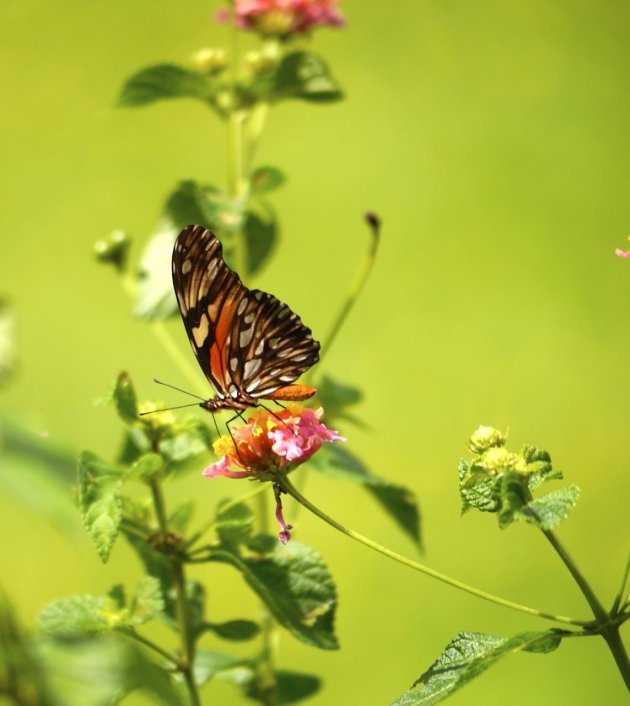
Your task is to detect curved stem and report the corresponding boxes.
[119,628,180,668]
[278,475,589,627]
[307,215,380,380]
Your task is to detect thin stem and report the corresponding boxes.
[279,475,590,627]
[543,530,630,689]
[307,215,380,380]
[119,628,180,668]
[542,530,608,622]
[612,550,630,615]
[148,477,201,706]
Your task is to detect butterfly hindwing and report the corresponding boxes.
[172,224,320,404]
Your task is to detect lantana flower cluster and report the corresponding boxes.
[217,0,345,37]
[204,405,344,542]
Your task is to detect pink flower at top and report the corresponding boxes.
[204,405,344,542]
[217,0,345,36]
[615,248,630,258]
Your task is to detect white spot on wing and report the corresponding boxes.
[246,380,260,393]
[192,314,209,348]
[244,312,255,324]
[237,298,247,315]
[182,259,192,274]
[240,328,253,348]
[243,358,262,379]
[230,357,238,372]
[255,340,264,355]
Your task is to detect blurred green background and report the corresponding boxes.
[1,0,629,704]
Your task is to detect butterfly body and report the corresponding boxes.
[172,224,320,414]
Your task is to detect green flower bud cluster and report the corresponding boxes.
[191,48,228,74]
[94,230,131,270]
[459,426,559,516]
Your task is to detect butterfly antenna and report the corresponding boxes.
[139,402,201,416]
[153,378,206,401]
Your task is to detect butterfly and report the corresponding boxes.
[172,224,320,414]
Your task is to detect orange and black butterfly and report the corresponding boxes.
[172,224,320,414]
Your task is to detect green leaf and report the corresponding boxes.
[246,670,321,705]
[134,219,179,321]
[458,459,501,514]
[185,580,207,638]
[164,180,218,231]
[158,415,214,463]
[38,596,112,636]
[78,451,124,563]
[251,166,286,194]
[205,619,260,641]
[216,500,256,545]
[313,444,422,548]
[317,375,366,427]
[499,473,580,530]
[130,452,164,479]
[269,51,343,103]
[36,634,187,706]
[131,577,164,625]
[118,64,218,108]
[243,199,278,276]
[112,371,138,423]
[0,416,77,535]
[0,297,16,386]
[209,541,338,650]
[390,630,564,705]
[124,532,176,621]
[193,649,245,687]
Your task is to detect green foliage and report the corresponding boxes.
[118,64,220,109]
[215,499,256,545]
[245,669,321,705]
[313,444,422,548]
[39,595,113,636]
[317,375,366,428]
[390,630,565,705]
[208,541,338,650]
[205,619,261,641]
[264,51,343,103]
[459,428,579,530]
[0,416,78,534]
[243,199,278,276]
[251,166,286,194]
[78,451,124,563]
[112,370,139,423]
[193,648,247,686]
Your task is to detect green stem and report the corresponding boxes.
[119,628,181,668]
[278,475,589,627]
[543,530,630,689]
[307,215,380,380]
[542,530,608,622]
[149,478,201,706]
[612,550,630,615]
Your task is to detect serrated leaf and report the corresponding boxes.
[131,577,164,625]
[0,297,16,386]
[205,619,260,641]
[158,419,213,464]
[208,541,338,650]
[193,649,245,687]
[78,451,124,563]
[38,596,111,636]
[269,52,343,103]
[112,371,138,423]
[0,417,77,535]
[458,462,501,514]
[216,500,256,545]
[243,200,278,276]
[251,166,286,194]
[134,219,178,321]
[118,64,218,108]
[124,532,176,620]
[313,444,422,548]
[390,630,564,705]
[501,479,580,530]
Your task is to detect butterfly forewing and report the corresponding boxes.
[172,224,320,406]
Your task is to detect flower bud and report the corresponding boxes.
[468,426,507,454]
[191,47,227,73]
[475,446,516,476]
[94,230,131,270]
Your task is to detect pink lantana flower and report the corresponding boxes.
[615,248,630,258]
[217,0,345,37]
[204,405,344,543]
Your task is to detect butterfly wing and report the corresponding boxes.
[172,224,246,397]
[225,289,320,399]
[172,224,320,402]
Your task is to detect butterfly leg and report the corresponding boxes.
[224,411,249,465]
[258,403,299,437]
